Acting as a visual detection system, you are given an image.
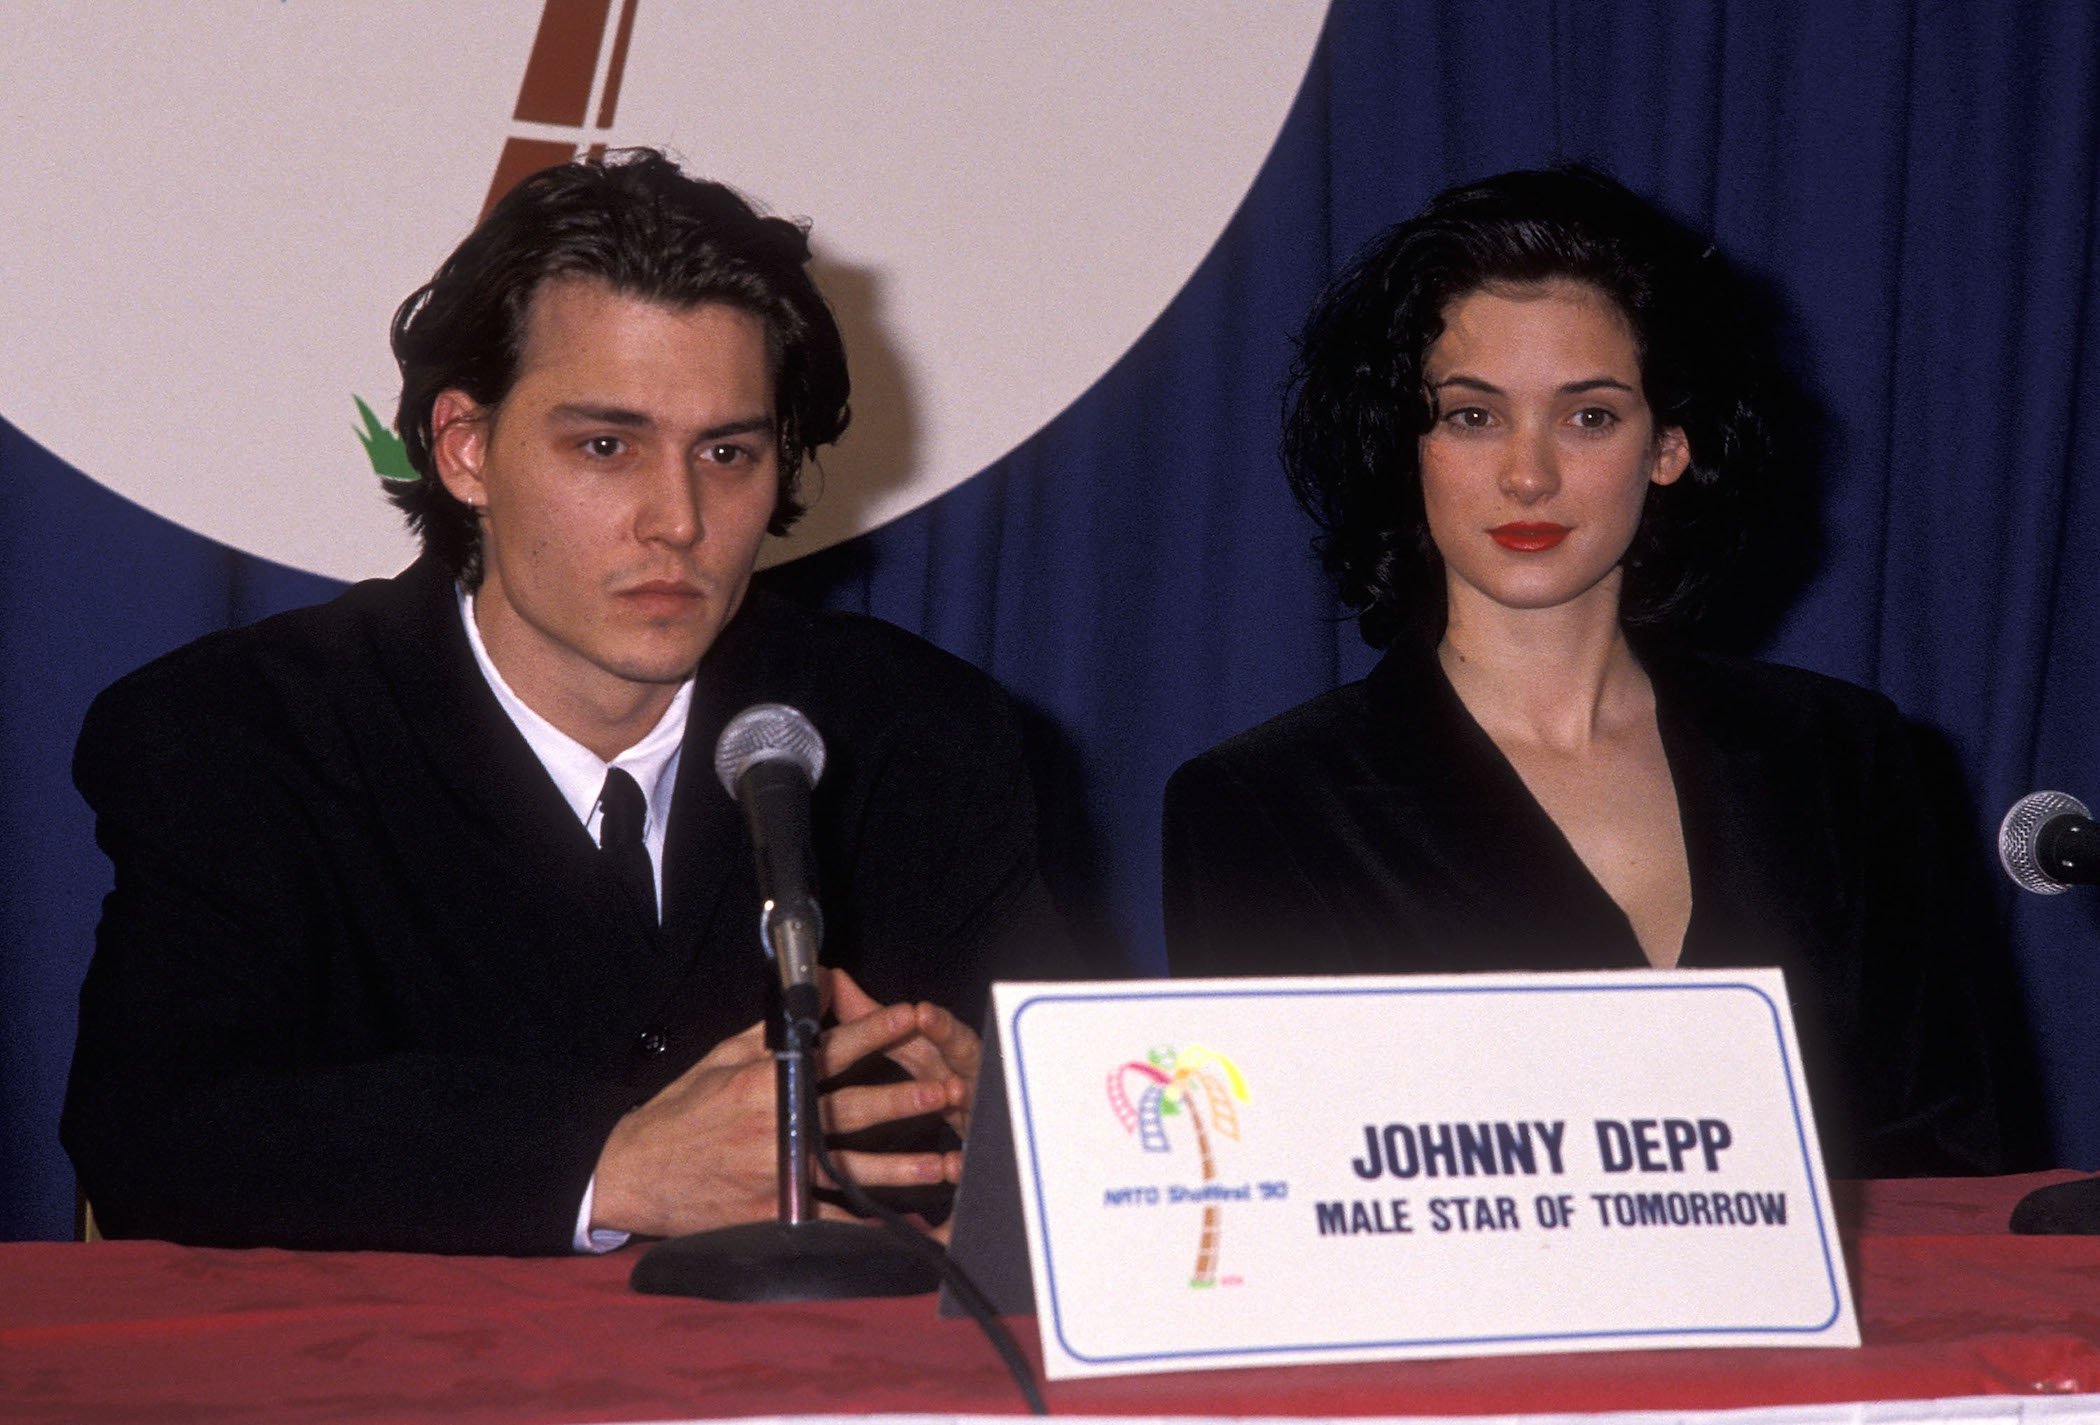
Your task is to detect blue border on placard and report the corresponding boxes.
[1006,980,1844,1368]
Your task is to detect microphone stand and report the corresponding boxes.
[1995,791,2100,1234]
[630,909,942,1301]
[2010,1174,2100,1235]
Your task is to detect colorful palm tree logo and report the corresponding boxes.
[1107,1045,1249,1288]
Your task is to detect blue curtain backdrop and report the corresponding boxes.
[6,1,2099,1241]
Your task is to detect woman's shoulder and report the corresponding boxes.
[1173,637,1489,798]
[1645,644,1912,755]
[1651,643,1899,715]
[1169,679,1388,802]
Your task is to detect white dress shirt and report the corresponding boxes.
[458,588,692,1253]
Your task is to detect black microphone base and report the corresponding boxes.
[2009,1174,2100,1235]
[630,1220,942,1301]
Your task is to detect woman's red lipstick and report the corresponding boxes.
[1490,522,1569,552]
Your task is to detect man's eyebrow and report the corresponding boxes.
[545,407,776,440]
[548,403,653,428]
[691,416,776,441]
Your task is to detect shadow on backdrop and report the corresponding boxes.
[1910,719,2052,1171]
[798,254,920,552]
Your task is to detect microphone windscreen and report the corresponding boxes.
[1997,790,2090,895]
[714,703,826,797]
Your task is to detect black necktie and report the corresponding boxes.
[598,767,657,923]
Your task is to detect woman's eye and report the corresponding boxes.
[1572,408,1619,431]
[705,443,750,465]
[1444,407,1492,429]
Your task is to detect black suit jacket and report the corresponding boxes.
[64,556,1057,1253]
[1163,638,2017,1177]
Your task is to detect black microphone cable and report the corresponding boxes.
[789,1009,1048,1417]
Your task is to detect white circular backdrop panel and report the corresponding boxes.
[0,2,1327,579]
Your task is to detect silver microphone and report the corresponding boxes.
[713,704,826,989]
[1998,790,2096,895]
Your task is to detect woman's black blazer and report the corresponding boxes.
[1163,637,2025,1178]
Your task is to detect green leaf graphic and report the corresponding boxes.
[353,395,419,482]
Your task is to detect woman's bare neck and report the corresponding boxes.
[1437,591,1651,751]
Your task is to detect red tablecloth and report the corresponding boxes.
[3,1173,2096,1424]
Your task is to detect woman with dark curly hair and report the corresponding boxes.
[1162,167,2011,1176]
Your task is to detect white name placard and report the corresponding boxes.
[992,971,1858,1380]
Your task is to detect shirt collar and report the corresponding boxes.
[456,585,692,835]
